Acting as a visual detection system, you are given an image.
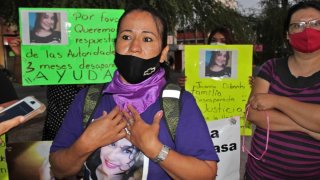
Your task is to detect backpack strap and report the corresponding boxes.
[161,83,184,142]
[82,83,106,129]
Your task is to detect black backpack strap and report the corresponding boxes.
[161,83,184,141]
[82,83,106,129]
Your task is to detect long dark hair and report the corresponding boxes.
[33,12,58,32]
[207,27,235,44]
[208,51,230,68]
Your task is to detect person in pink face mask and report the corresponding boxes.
[244,1,320,179]
[30,12,61,43]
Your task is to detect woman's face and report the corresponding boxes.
[40,13,55,31]
[99,138,138,175]
[289,7,320,34]
[212,32,226,44]
[116,10,163,59]
[214,51,228,66]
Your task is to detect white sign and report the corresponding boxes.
[208,116,240,180]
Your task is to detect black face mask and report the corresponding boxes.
[114,52,161,84]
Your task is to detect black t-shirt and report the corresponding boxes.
[205,66,231,77]
[30,31,61,43]
[0,71,18,104]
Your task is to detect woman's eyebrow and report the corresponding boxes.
[119,29,157,37]
[118,29,132,34]
[142,30,157,37]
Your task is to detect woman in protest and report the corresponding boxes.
[49,5,218,180]
[207,26,235,45]
[245,1,320,179]
[177,26,235,87]
[29,12,61,43]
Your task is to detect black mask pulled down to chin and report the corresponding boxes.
[114,52,161,84]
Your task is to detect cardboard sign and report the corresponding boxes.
[0,135,8,180]
[19,8,124,85]
[208,117,240,180]
[185,45,253,135]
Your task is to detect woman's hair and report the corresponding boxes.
[116,4,168,49]
[121,152,144,180]
[85,149,102,180]
[208,51,230,68]
[33,12,58,32]
[284,1,320,32]
[207,27,235,44]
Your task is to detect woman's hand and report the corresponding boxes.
[82,106,127,150]
[249,93,280,111]
[177,76,186,88]
[8,37,21,56]
[306,131,320,141]
[0,116,25,135]
[123,104,164,159]
[0,106,25,138]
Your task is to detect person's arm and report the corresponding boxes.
[124,105,217,180]
[247,77,303,131]
[0,100,17,108]
[0,106,25,137]
[160,145,216,180]
[251,93,320,133]
[249,77,320,133]
[49,133,96,178]
[0,115,25,136]
[8,37,22,84]
[247,107,320,140]
[49,108,127,179]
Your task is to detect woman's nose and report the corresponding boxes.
[108,149,121,159]
[129,38,141,54]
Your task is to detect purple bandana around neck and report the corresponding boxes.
[103,68,166,113]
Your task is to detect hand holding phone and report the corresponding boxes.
[0,96,46,123]
[0,115,25,136]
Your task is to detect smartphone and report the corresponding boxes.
[0,96,46,122]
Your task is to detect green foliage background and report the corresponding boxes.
[0,0,297,64]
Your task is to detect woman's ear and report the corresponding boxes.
[159,46,169,63]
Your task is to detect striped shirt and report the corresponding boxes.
[245,58,320,179]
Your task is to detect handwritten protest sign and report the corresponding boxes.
[19,8,124,85]
[185,45,253,135]
[0,135,9,180]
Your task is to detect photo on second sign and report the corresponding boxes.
[199,49,238,79]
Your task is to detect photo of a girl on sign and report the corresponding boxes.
[29,12,61,44]
[205,50,232,78]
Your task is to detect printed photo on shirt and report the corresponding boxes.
[84,138,145,180]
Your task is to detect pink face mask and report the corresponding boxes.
[289,28,320,53]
